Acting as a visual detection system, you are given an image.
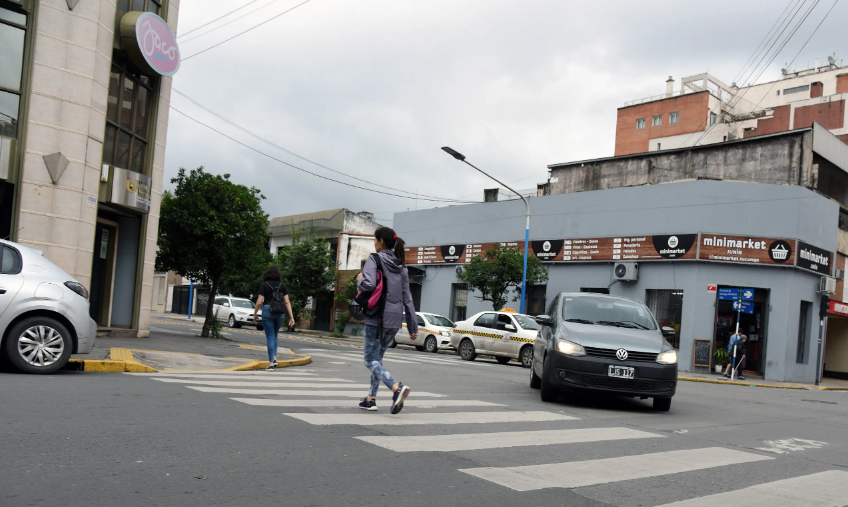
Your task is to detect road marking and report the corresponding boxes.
[151,379,366,388]
[283,411,575,426]
[231,398,505,408]
[755,438,828,455]
[150,327,198,336]
[655,470,848,506]
[126,372,320,379]
[306,351,419,364]
[186,387,446,397]
[459,447,771,491]
[356,427,662,453]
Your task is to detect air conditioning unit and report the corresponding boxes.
[613,262,639,282]
[819,276,836,295]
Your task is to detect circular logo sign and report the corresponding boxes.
[768,240,792,263]
[616,348,628,361]
[668,236,679,248]
[449,246,456,256]
[543,241,551,252]
[121,12,180,77]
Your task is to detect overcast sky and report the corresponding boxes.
[165,0,845,224]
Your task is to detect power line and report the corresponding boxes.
[730,0,799,86]
[182,0,313,61]
[170,106,480,204]
[178,0,267,39]
[178,0,287,45]
[172,89,471,203]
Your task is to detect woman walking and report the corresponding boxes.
[253,266,295,370]
[357,227,418,414]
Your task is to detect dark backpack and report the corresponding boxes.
[266,281,286,315]
[350,254,386,321]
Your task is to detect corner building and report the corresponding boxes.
[0,0,181,336]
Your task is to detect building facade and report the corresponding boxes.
[615,59,848,156]
[0,0,180,336]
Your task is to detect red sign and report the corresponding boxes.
[707,284,717,294]
[829,300,848,317]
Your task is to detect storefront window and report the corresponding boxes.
[102,59,154,173]
[451,284,468,322]
[646,289,683,349]
[0,3,26,139]
[526,285,547,316]
[117,0,161,15]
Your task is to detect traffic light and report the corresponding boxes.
[820,295,831,319]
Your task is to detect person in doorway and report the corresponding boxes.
[724,333,747,380]
[357,227,418,414]
[253,266,294,370]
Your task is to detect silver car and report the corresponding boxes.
[0,240,96,373]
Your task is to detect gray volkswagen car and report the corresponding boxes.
[0,239,96,374]
[530,292,678,411]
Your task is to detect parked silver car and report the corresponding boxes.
[0,240,96,373]
[213,295,261,329]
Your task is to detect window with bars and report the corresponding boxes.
[0,3,26,139]
[652,115,661,127]
[636,117,646,129]
[646,289,683,349]
[451,283,468,322]
[709,112,718,126]
[117,0,161,15]
[784,84,810,95]
[669,111,679,124]
[102,58,154,173]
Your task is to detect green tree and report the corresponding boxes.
[218,248,274,299]
[275,225,337,331]
[456,243,549,311]
[155,167,269,337]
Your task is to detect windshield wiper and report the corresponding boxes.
[618,320,649,330]
[565,318,595,325]
[597,320,649,330]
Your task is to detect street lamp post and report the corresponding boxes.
[441,147,531,314]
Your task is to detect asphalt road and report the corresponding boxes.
[2,319,848,506]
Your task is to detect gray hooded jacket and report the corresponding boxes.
[357,250,418,333]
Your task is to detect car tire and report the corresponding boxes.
[530,364,542,389]
[389,338,397,348]
[495,356,511,365]
[459,338,477,361]
[256,325,264,331]
[540,354,559,402]
[653,397,672,412]
[415,345,425,352]
[424,336,438,353]
[4,316,73,374]
[228,315,237,328]
[519,346,533,368]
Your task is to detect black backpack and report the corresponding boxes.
[266,281,286,315]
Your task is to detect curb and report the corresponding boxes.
[287,331,364,343]
[66,347,311,373]
[678,376,808,390]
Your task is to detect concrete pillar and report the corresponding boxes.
[666,76,674,97]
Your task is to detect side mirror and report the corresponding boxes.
[662,326,675,337]
[535,315,554,326]
[223,302,230,308]
[505,324,516,332]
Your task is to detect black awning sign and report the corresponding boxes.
[796,241,833,275]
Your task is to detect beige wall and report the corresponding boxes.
[825,318,848,374]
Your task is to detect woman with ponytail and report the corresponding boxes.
[355,227,418,414]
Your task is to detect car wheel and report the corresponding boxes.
[256,325,264,331]
[459,339,477,361]
[495,356,511,365]
[415,345,425,352]
[530,364,542,389]
[389,338,397,348]
[4,317,73,374]
[540,354,559,402]
[519,346,533,368]
[424,336,438,353]
[228,315,237,328]
[653,397,672,412]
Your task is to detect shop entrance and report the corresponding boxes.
[89,219,119,326]
[713,287,770,375]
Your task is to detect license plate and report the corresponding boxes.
[608,366,634,379]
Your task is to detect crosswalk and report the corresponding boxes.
[126,367,848,506]
[300,348,493,367]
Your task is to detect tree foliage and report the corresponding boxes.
[456,243,548,311]
[155,167,269,337]
[275,225,337,331]
[218,248,274,300]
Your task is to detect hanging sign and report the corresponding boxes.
[796,241,833,275]
[120,12,180,77]
[110,167,151,212]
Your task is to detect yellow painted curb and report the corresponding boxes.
[678,376,807,390]
[818,386,848,391]
[65,347,158,373]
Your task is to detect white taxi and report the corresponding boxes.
[450,310,539,367]
[396,312,455,353]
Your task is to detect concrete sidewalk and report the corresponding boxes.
[679,370,848,390]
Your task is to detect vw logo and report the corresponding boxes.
[616,348,628,361]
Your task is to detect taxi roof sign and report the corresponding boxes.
[499,308,517,313]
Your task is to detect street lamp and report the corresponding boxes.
[441,147,531,314]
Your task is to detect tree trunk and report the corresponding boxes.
[201,277,219,338]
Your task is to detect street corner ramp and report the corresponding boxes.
[130,350,261,372]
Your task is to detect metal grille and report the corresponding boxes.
[583,374,657,392]
[583,346,657,362]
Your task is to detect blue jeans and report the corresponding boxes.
[364,325,399,397]
[262,305,284,362]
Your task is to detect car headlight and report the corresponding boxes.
[440,331,451,337]
[64,281,89,300]
[656,349,678,365]
[556,339,586,356]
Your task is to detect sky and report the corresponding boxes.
[165,0,846,225]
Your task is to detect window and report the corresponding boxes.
[657,143,661,151]
[562,295,657,330]
[636,118,646,129]
[416,315,425,327]
[797,301,811,363]
[669,111,679,124]
[526,285,547,316]
[0,244,22,274]
[646,290,684,349]
[784,84,810,95]
[496,314,513,331]
[709,112,718,126]
[103,58,154,173]
[0,4,26,139]
[580,287,609,294]
[776,90,780,96]
[652,115,662,127]
[117,0,161,15]
[450,283,468,322]
[514,314,540,331]
[474,313,496,329]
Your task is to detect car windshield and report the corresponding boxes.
[231,300,254,309]
[513,315,540,330]
[562,296,656,330]
[427,315,454,327]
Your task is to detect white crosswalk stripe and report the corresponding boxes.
[125,371,317,377]
[186,386,446,397]
[131,374,338,381]
[306,351,419,364]
[283,411,576,426]
[151,379,366,388]
[654,470,848,507]
[459,447,772,491]
[231,398,505,408]
[356,427,663,453]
